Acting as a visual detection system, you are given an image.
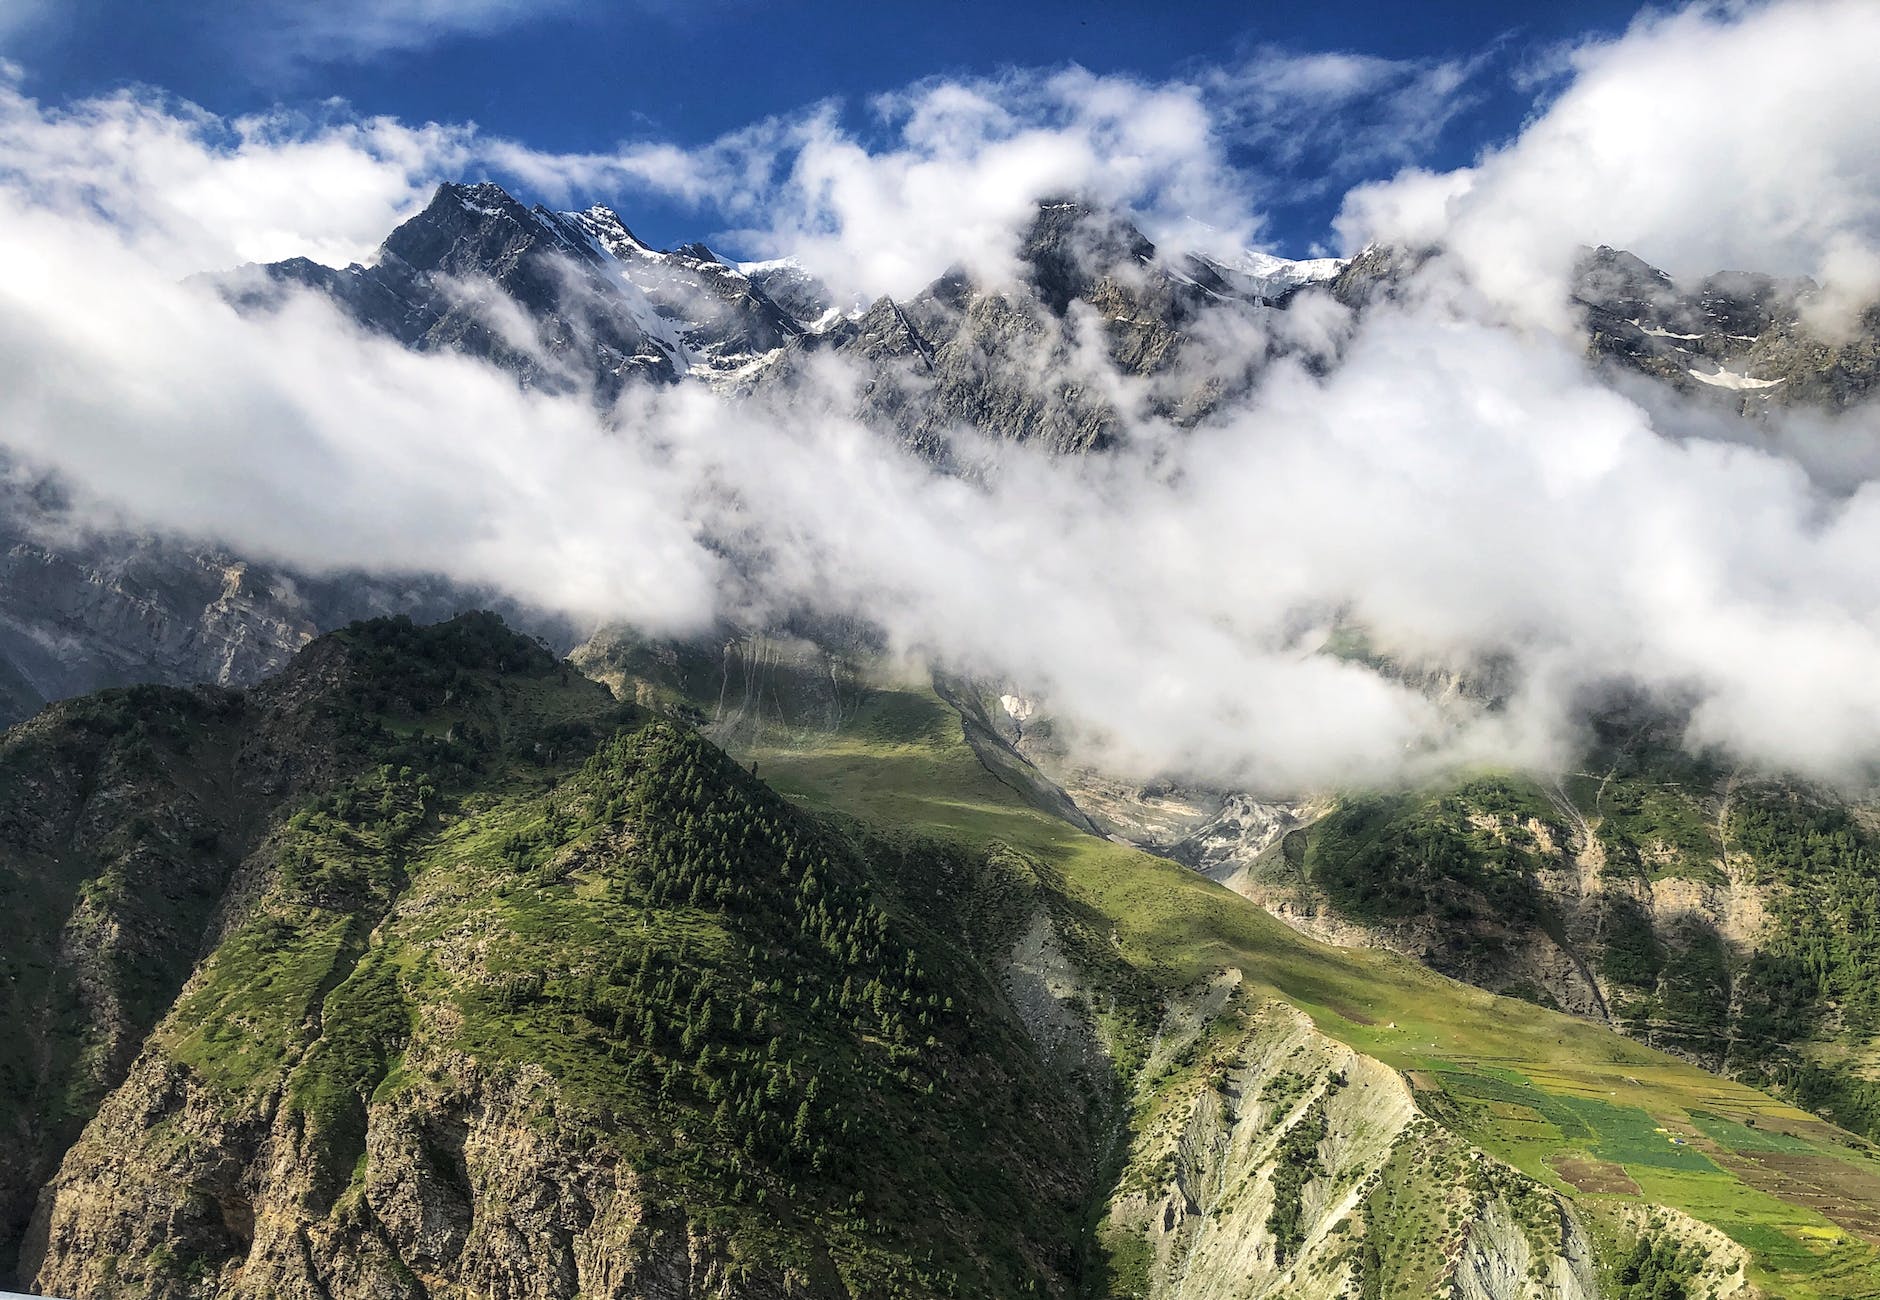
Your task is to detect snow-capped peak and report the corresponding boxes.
[559,205,658,261]
[734,254,805,277]
[447,181,521,220]
[1229,249,1347,295]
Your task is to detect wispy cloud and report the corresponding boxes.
[1208,47,1488,197]
[490,66,1271,299]
[0,0,51,48]
[224,0,592,72]
[0,71,478,270]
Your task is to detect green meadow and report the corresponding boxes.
[732,679,1880,1298]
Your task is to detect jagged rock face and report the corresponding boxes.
[1105,982,1419,1300]
[239,182,820,395]
[1574,244,1879,408]
[0,686,250,1281]
[26,1043,791,1300]
[554,210,815,378]
[737,260,851,333]
[1318,240,1880,410]
[753,201,1299,456]
[1094,977,1604,1300]
[241,182,1349,446]
[239,181,684,398]
[1323,243,1428,310]
[0,530,316,723]
[0,472,579,732]
[0,632,384,1280]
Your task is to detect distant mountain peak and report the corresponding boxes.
[557,203,656,260]
[671,240,724,265]
[432,179,529,220]
[1225,248,1347,298]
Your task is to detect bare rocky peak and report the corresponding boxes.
[4,184,1875,737]
[1574,244,1879,409]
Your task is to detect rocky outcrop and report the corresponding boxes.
[232,182,687,398]
[0,654,364,1279]
[0,614,592,1285]
[1574,244,1879,410]
[0,523,316,728]
[0,465,580,732]
[746,200,1312,457]
[1449,1192,1597,1300]
[1100,982,1605,1300]
[1602,1204,1751,1300]
[1106,986,1411,1299]
[25,1046,778,1300]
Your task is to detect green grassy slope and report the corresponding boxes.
[0,684,256,1278]
[727,680,1880,1298]
[27,619,1110,1299]
[1279,760,1880,1143]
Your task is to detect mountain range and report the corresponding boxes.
[5,181,1880,1298]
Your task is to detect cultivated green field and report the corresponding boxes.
[724,679,1880,1298]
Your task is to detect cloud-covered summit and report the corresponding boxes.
[2,0,1880,794]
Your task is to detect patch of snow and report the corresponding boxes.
[1632,320,1704,340]
[559,206,659,262]
[1207,248,1347,300]
[1164,265,1229,301]
[1688,365,1784,391]
[735,255,805,276]
[596,264,695,372]
[683,345,788,391]
[1233,249,1346,284]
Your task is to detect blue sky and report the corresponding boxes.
[4,0,1651,255]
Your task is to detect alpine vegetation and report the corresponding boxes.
[4,2,1880,1298]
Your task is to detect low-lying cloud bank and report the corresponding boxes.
[2,0,1880,794]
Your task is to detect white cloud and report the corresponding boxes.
[1209,47,1484,193]
[607,54,1487,300]
[0,74,477,271]
[0,66,1255,303]
[0,187,724,624]
[1338,0,1880,329]
[3,9,1880,793]
[618,67,1267,300]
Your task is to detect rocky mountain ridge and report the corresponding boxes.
[8,179,1872,736]
[0,467,580,733]
[1576,245,1880,409]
